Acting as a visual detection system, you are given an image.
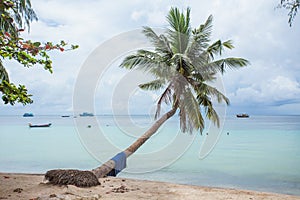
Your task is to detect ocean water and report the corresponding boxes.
[0,115,299,196]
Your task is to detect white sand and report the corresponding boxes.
[0,173,299,200]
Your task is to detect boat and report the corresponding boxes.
[29,123,52,128]
[79,112,94,117]
[61,115,70,118]
[236,113,249,118]
[23,113,34,117]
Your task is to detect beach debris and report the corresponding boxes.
[49,194,57,198]
[75,194,101,200]
[109,185,140,194]
[32,193,101,200]
[111,185,129,193]
[45,169,100,187]
[13,188,23,193]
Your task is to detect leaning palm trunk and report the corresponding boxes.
[45,106,177,186]
[92,105,178,178]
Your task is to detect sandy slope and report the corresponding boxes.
[0,173,299,200]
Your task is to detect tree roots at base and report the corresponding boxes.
[45,169,100,187]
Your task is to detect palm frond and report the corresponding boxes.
[204,57,249,74]
[178,87,204,133]
[167,7,191,33]
[167,7,191,54]
[191,15,213,44]
[139,79,165,91]
[171,53,193,74]
[186,15,214,69]
[172,74,204,133]
[223,40,234,49]
[155,84,172,119]
[206,103,220,127]
[142,27,173,56]
[206,40,235,60]
[194,81,230,127]
[119,50,162,71]
[195,81,230,105]
[206,40,222,59]
[200,95,220,127]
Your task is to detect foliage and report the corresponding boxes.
[120,7,249,134]
[0,0,78,105]
[279,0,299,26]
[0,0,37,37]
[0,80,32,105]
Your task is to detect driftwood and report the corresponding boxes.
[45,169,100,187]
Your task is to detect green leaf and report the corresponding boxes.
[33,42,41,47]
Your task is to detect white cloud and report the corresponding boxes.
[1,0,300,116]
[131,10,145,21]
[230,75,300,105]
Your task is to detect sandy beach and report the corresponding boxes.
[0,173,299,200]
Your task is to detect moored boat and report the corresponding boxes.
[29,123,52,128]
[79,112,94,117]
[236,113,249,118]
[23,113,34,117]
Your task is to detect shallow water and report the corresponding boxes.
[0,115,299,195]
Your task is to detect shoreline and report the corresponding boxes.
[1,173,299,200]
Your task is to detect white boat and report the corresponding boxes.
[79,112,94,117]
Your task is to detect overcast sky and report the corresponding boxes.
[1,0,300,116]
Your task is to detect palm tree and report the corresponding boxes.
[92,7,248,176]
[45,7,249,186]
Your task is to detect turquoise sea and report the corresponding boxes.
[0,115,299,196]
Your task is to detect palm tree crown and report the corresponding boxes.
[120,7,249,134]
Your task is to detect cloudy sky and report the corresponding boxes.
[1,0,300,116]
